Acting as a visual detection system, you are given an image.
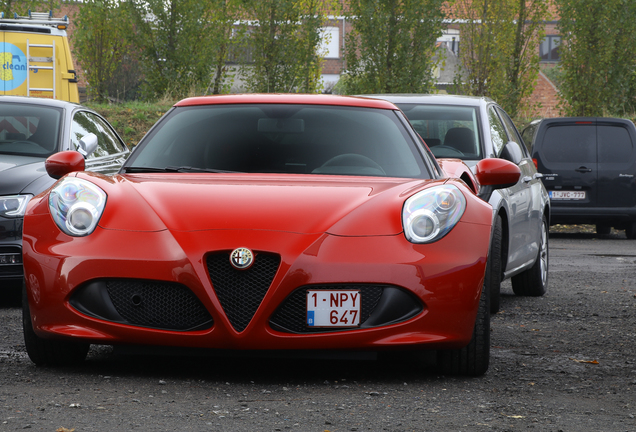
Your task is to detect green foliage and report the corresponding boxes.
[557,0,636,116]
[127,0,239,99]
[341,0,445,95]
[239,0,332,93]
[0,0,54,16]
[72,0,132,102]
[453,0,547,118]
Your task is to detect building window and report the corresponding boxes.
[540,35,560,62]
[320,27,340,59]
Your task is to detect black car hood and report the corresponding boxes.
[0,154,52,195]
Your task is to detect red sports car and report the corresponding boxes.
[22,94,520,376]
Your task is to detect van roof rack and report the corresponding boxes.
[0,10,69,28]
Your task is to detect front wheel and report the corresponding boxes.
[436,283,490,376]
[512,215,548,296]
[22,283,89,366]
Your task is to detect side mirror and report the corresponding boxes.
[77,133,98,158]
[500,141,523,165]
[475,158,521,201]
[45,151,86,179]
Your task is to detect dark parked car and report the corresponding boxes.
[522,117,636,238]
[368,94,551,313]
[0,96,129,290]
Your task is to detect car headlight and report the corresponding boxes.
[0,195,32,218]
[403,185,466,243]
[49,178,107,237]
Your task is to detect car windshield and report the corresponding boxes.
[125,104,430,179]
[397,104,482,160]
[0,104,62,157]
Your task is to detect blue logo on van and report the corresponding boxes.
[0,43,28,91]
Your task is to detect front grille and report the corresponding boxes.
[206,251,281,333]
[270,285,385,333]
[105,280,213,330]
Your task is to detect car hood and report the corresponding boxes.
[0,155,47,195]
[91,173,442,236]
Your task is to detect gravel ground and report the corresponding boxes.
[1,227,635,431]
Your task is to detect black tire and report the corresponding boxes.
[596,224,611,235]
[436,283,490,377]
[487,215,503,314]
[626,221,636,239]
[22,283,89,366]
[512,215,548,296]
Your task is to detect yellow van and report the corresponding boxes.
[0,11,79,103]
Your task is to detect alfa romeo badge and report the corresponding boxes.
[230,247,254,270]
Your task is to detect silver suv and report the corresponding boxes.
[368,94,551,313]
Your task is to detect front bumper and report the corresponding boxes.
[0,216,24,283]
[23,216,490,351]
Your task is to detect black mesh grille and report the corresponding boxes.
[270,285,385,333]
[206,251,281,333]
[105,280,213,331]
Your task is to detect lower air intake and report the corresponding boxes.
[104,280,213,330]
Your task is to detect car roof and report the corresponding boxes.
[175,94,399,110]
[0,95,82,110]
[362,94,494,107]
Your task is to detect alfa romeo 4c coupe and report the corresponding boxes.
[22,94,521,376]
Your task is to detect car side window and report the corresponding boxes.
[71,111,127,159]
[521,123,538,152]
[487,106,508,156]
[496,107,529,158]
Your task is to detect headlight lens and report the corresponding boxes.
[403,185,466,243]
[0,195,32,218]
[49,178,106,236]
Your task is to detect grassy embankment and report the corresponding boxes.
[85,101,175,148]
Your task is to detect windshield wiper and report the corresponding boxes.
[124,166,240,174]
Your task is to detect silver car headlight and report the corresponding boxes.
[0,194,32,218]
[49,178,107,237]
[403,185,466,243]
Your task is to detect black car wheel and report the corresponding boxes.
[486,215,503,314]
[22,282,89,366]
[436,282,490,377]
[512,215,548,297]
[626,221,636,239]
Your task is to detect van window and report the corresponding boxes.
[598,125,633,164]
[542,125,595,163]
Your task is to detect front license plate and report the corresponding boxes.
[306,290,361,327]
[549,190,586,200]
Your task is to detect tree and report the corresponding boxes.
[72,0,132,102]
[208,0,242,95]
[127,0,225,99]
[0,0,55,17]
[340,0,445,95]
[239,0,332,93]
[453,0,548,118]
[556,0,636,116]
